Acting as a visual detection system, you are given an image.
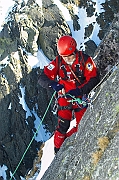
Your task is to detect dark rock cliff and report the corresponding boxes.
[0,0,118,179]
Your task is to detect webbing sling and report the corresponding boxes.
[68,64,81,84]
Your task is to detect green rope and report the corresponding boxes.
[66,94,87,107]
[10,91,56,180]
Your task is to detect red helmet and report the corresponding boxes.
[57,35,77,56]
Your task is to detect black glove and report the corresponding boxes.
[50,81,64,92]
[67,88,81,97]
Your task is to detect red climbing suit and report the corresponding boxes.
[39,50,99,150]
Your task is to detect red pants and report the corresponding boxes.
[54,97,87,149]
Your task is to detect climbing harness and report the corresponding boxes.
[52,92,91,116]
[10,91,56,180]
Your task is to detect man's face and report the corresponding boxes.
[61,54,76,65]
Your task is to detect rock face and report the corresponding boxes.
[41,14,119,180]
[0,0,118,179]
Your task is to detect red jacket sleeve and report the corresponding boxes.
[38,59,58,89]
[44,60,57,80]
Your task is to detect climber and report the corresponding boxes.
[38,35,100,154]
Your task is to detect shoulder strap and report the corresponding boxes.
[55,55,61,77]
[79,50,89,66]
[78,50,85,67]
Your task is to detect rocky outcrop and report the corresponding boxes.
[94,13,119,79]
[38,0,71,60]
[0,0,118,179]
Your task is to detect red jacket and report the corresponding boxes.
[38,50,100,95]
